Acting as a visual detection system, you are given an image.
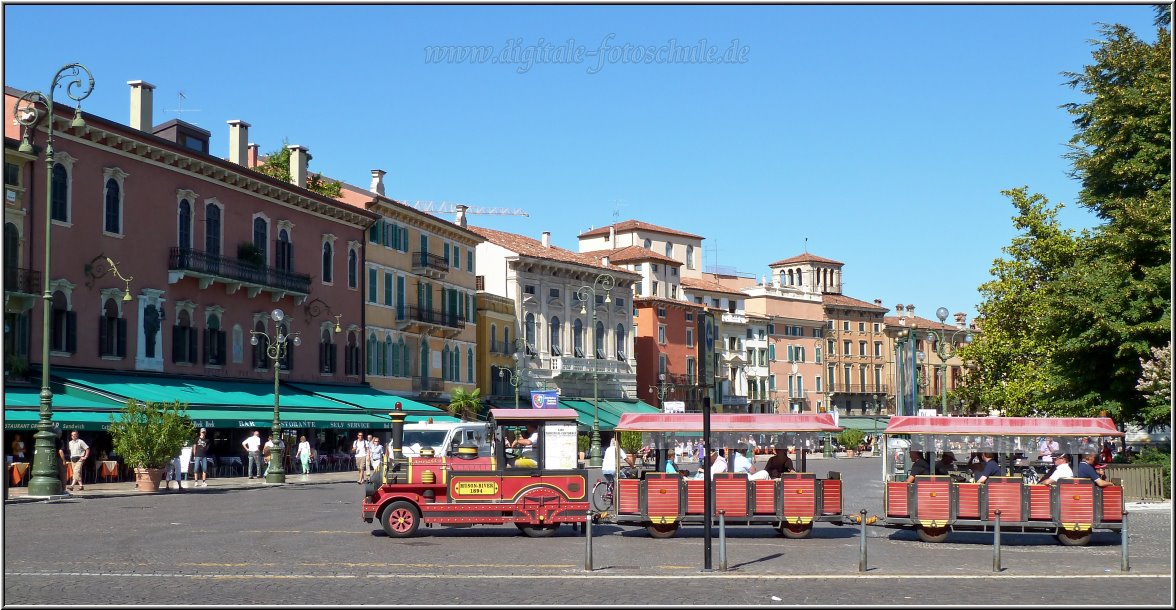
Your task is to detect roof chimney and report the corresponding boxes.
[873,299,883,306]
[227,120,250,166]
[370,169,386,196]
[609,225,616,242]
[895,303,904,315]
[247,143,259,168]
[455,204,468,228]
[541,231,551,248]
[127,80,155,131]
[287,145,308,188]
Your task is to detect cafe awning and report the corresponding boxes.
[557,399,662,431]
[4,409,121,431]
[285,382,448,415]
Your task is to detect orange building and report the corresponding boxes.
[633,296,706,410]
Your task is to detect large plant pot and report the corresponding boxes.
[133,467,165,492]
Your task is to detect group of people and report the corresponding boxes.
[904,447,1113,488]
[601,439,798,483]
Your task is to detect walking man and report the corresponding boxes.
[242,430,262,479]
[192,428,210,487]
[66,430,89,491]
[352,431,370,484]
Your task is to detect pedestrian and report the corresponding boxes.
[296,435,311,480]
[11,433,26,461]
[192,428,210,487]
[262,435,283,477]
[352,431,370,484]
[165,443,187,492]
[53,426,66,490]
[242,430,262,479]
[368,436,385,484]
[66,430,90,491]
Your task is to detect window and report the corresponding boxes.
[367,268,377,303]
[657,306,667,318]
[874,341,882,357]
[816,376,822,393]
[787,345,794,362]
[549,317,562,356]
[396,276,406,320]
[383,271,393,306]
[694,296,703,304]
[842,321,850,332]
[686,245,694,269]
[205,202,222,256]
[615,324,626,360]
[453,245,460,269]
[843,340,851,356]
[50,163,69,222]
[658,324,666,344]
[873,323,881,333]
[651,264,658,272]
[321,240,334,283]
[595,321,606,359]
[443,242,450,264]
[644,238,652,249]
[686,357,696,384]
[253,217,268,265]
[664,242,672,257]
[859,341,867,357]
[103,176,123,234]
[467,347,474,382]
[651,281,659,296]
[659,354,667,374]
[348,249,358,289]
[746,328,753,339]
[366,333,377,376]
[275,229,292,272]
[615,297,625,309]
[685,313,694,321]
[468,248,474,272]
[344,331,361,376]
[670,267,678,277]
[573,319,584,357]
[634,262,643,271]
[525,313,536,354]
[549,288,560,299]
[204,313,226,366]
[711,298,720,308]
[768,343,775,361]
[874,366,883,390]
[858,322,865,332]
[815,347,822,364]
[686,328,694,348]
[524,285,536,295]
[669,284,677,298]
[277,323,293,371]
[174,311,198,365]
[98,299,126,358]
[796,346,806,362]
[177,199,192,250]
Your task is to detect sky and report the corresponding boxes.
[2,3,1163,320]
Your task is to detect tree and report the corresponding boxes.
[1136,343,1171,430]
[447,387,482,421]
[253,139,343,198]
[108,400,195,470]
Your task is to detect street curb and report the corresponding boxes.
[4,476,353,504]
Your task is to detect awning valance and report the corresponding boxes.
[883,416,1123,437]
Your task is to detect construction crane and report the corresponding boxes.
[411,201,529,217]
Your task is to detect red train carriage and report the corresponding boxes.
[603,412,847,539]
[879,416,1124,546]
[361,408,589,538]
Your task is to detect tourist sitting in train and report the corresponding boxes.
[1037,451,1074,485]
[1076,451,1113,488]
[973,451,1002,484]
[764,442,795,478]
[904,449,932,483]
[694,451,727,479]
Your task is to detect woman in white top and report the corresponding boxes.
[296,436,312,478]
[368,437,386,482]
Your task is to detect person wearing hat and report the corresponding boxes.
[192,428,211,488]
[935,451,956,476]
[904,449,932,483]
[1038,451,1074,485]
[764,442,795,479]
[1076,451,1113,488]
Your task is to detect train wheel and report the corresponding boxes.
[646,522,679,539]
[916,525,949,543]
[516,524,559,538]
[380,501,421,538]
[1057,529,1092,547]
[779,522,813,539]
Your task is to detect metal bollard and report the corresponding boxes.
[1121,510,1130,572]
[719,509,728,572]
[858,509,868,573]
[584,509,593,572]
[992,510,1002,573]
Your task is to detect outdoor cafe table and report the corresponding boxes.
[96,460,120,483]
[9,462,29,486]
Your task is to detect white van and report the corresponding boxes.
[400,421,492,458]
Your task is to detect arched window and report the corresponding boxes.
[467,347,474,383]
[321,241,333,283]
[442,345,451,381]
[178,200,191,250]
[524,313,536,355]
[504,327,511,354]
[104,178,121,234]
[573,319,584,357]
[50,163,68,222]
[98,299,124,358]
[205,313,225,366]
[549,317,561,356]
[347,248,358,289]
[205,203,222,255]
[665,242,672,258]
[595,320,605,359]
[50,291,74,353]
[490,324,498,353]
[253,217,268,265]
[366,333,377,375]
[686,245,694,269]
[320,328,336,375]
[615,323,627,360]
[277,322,293,371]
[399,336,409,377]
[275,229,292,272]
[175,311,197,365]
[344,330,360,376]
[387,335,398,378]
[251,320,268,369]
[420,341,430,378]
[643,238,651,249]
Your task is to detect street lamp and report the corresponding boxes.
[893,304,924,417]
[926,307,972,415]
[649,372,676,408]
[499,353,523,409]
[576,272,614,468]
[820,329,836,458]
[15,63,95,498]
[250,308,302,484]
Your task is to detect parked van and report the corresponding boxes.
[401,421,492,457]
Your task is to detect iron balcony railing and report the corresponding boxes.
[411,251,449,273]
[412,376,440,393]
[168,248,310,294]
[3,267,41,294]
[828,383,890,394]
[405,306,465,329]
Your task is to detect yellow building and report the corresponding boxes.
[476,292,518,404]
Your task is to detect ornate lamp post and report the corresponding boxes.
[649,372,676,408]
[251,308,301,484]
[15,64,95,498]
[499,353,523,410]
[893,304,924,417]
[925,307,972,415]
[576,272,614,468]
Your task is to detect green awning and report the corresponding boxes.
[285,382,449,415]
[55,370,328,410]
[183,408,404,430]
[4,410,120,431]
[557,399,660,431]
[5,385,126,409]
[838,416,889,434]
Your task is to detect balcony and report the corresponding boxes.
[3,267,40,312]
[548,355,634,378]
[412,376,442,396]
[168,248,310,302]
[412,251,449,278]
[828,383,890,395]
[400,305,465,339]
[722,395,749,406]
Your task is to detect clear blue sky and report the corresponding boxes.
[3,4,1162,320]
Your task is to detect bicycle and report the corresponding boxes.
[590,466,638,512]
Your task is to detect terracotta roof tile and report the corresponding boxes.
[634,296,705,309]
[578,219,704,240]
[680,276,747,296]
[882,315,969,333]
[469,226,636,275]
[769,253,844,267]
[599,245,680,265]
[822,293,888,311]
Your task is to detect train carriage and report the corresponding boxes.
[878,416,1124,546]
[603,412,847,539]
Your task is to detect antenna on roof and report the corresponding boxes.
[612,198,625,222]
[164,90,201,115]
[804,237,808,253]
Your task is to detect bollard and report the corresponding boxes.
[1121,510,1129,572]
[719,509,728,572]
[858,509,868,573]
[992,510,1001,573]
[584,509,593,572]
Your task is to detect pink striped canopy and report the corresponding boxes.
[883,416,1123,437]
[489,408,579,422]
[615,412,841,433]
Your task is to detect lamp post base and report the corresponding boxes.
[265,446,286,484]
[588,428,602,468]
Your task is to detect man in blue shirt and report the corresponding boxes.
[1075,451,1112,488]
[973,452,1002,484]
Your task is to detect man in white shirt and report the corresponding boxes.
[353,431,370,484]
[733,442,770,480]
[1038,452,1074,485]
[66,431,89,491]
[601,438,634,484]
[241,430,262,479]
[695,451,728,479]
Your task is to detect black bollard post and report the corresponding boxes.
[993,509,1002,573]
[1121,510,1130,572]
[719,509,728,572]
[858,508,868,573]
[585,509,593,571]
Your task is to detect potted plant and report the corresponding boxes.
[837,429,866,458]
[577,434,590,460]
[5,355,29,380]
[108,399,195,492]
[446,387,482,421]
[237,241,265,268]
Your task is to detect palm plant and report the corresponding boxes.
[448,387,482,421]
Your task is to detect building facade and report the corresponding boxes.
[633,296,705,410]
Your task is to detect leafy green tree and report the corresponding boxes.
[253,139,343,198]
[108,400,196,470]
[447,387,482,421]
[1136,343,1171,429]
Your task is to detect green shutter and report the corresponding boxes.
[368,268,377,303]
[384,271,392,306]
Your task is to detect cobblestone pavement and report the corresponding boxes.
[3,457,1170,606]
